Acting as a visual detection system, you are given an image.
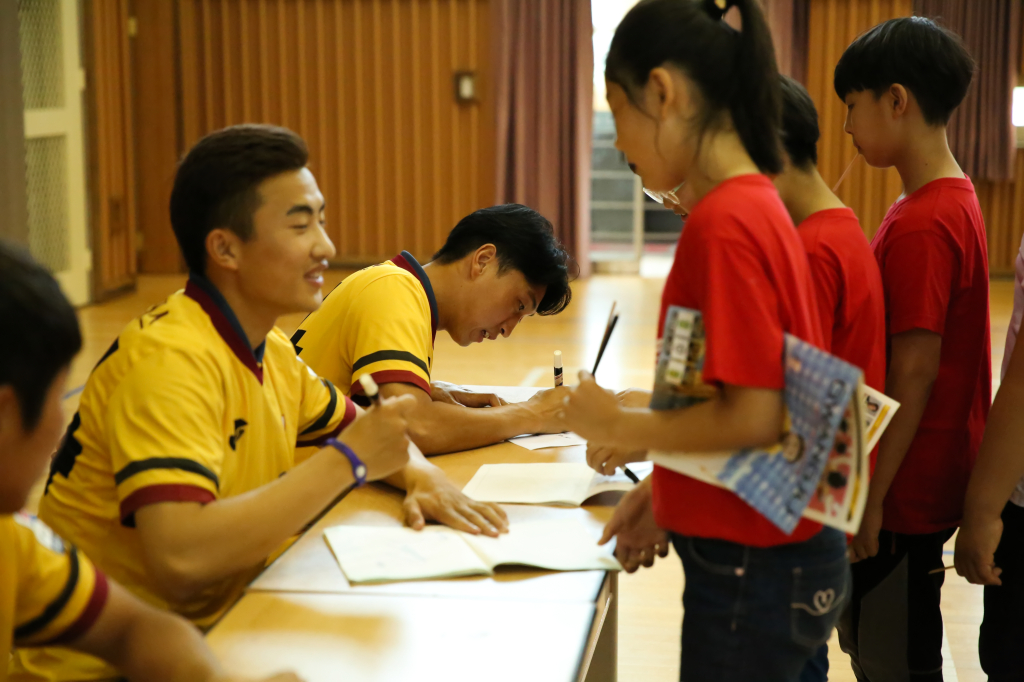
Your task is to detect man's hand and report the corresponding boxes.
[599,478,669,572]
[849,503,883,563]
[955,514,1004,586]
[430,381,508,408]
[522,386,574,433]
[587,443,647,475]
[339,395,416,481]
[402,466,509,536]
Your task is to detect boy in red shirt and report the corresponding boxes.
[772,76,887,682]
[832,18,990,681]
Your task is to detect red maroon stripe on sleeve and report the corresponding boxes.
[120,484,216,528]
[349,370,430,395]
[47,570,110,645]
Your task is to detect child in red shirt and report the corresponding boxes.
[772,76,887,682]
[562,1,849,679]
[832,18,990,681]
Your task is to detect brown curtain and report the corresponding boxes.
[914,0,1021,182]
[759,0,810,84]
[491,0,593,277]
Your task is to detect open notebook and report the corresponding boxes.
[462,462,654,506]
[324,518,621,584]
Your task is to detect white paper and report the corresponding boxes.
[324,519,621,584]
[463,461,653,506]
[324,525,489,584]
[508,432,587,450]
[460,519,622,573]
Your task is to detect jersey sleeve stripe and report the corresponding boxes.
[120,484,217,527]
[114,457,220,490]
[46,570,110,645]
[352,350,429,375]
[14,548,80,641]
[296,398,356,448]
[299,378,338,436]
[351,369,430,395]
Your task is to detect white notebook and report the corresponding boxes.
[324,518,621,584]
[462,462,653,506]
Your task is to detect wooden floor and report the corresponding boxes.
[37,270,1015,682]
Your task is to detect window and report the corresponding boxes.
[1014,87,1024,147]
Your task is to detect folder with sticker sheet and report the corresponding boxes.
[647,306,900,534]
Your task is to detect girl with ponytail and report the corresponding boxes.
[562,1,850,679]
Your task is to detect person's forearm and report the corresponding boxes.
[407,401,543,454]
[865,371,935,510]
[139,446,354,596]
[102,602,222,682]
[383,442,434,490]
[609,390,784,454]
[964,373,1024,521]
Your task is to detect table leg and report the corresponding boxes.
[579,572,617,682]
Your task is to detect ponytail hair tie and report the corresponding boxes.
[702,0,735,21]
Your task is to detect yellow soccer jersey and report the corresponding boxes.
[12,274,355,682]
[2,514,108,682]
[291,251,437,401]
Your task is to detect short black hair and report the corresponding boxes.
[834,17,975,126]
[779,75,820,170]
[0,241,81,430]
[431,204,574,315]
[170,124,309,274]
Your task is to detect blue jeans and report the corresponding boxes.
[800,644,830,682]
[673,528,850,682]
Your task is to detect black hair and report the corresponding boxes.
[0,241,81,430]
[605,0,783,174]
[833,17,975,126]
[431,204,574,315]
[170,124,310,275]
[779,75,820,170]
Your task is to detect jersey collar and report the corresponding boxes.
[185,272,266,383]
[391,251,438,343]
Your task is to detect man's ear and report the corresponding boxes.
[205,228,243,272]
[469,244,497,280]
[889,84,909,119]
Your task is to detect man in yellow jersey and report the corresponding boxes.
[10,124,484,681]
[291,205,574,469]
[0,242,298,682]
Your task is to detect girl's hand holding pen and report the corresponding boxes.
[561,371,627,446]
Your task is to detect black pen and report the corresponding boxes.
[591,302,639,485]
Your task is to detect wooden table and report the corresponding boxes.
[208,387,621,682]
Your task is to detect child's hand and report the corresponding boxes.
[586,443,647,475]
[562,371,625,445]
[955,514,1004,586]
[599,478,669,572]
[849,503,883,562]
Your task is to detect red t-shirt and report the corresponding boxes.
[797,208,887,472]
[651,174,826,547]
[871,177,991,535]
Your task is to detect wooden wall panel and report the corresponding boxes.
[978,149,1024,276]
[84,0,137,296]
[805,0,913,240]
[174,0,494,266]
